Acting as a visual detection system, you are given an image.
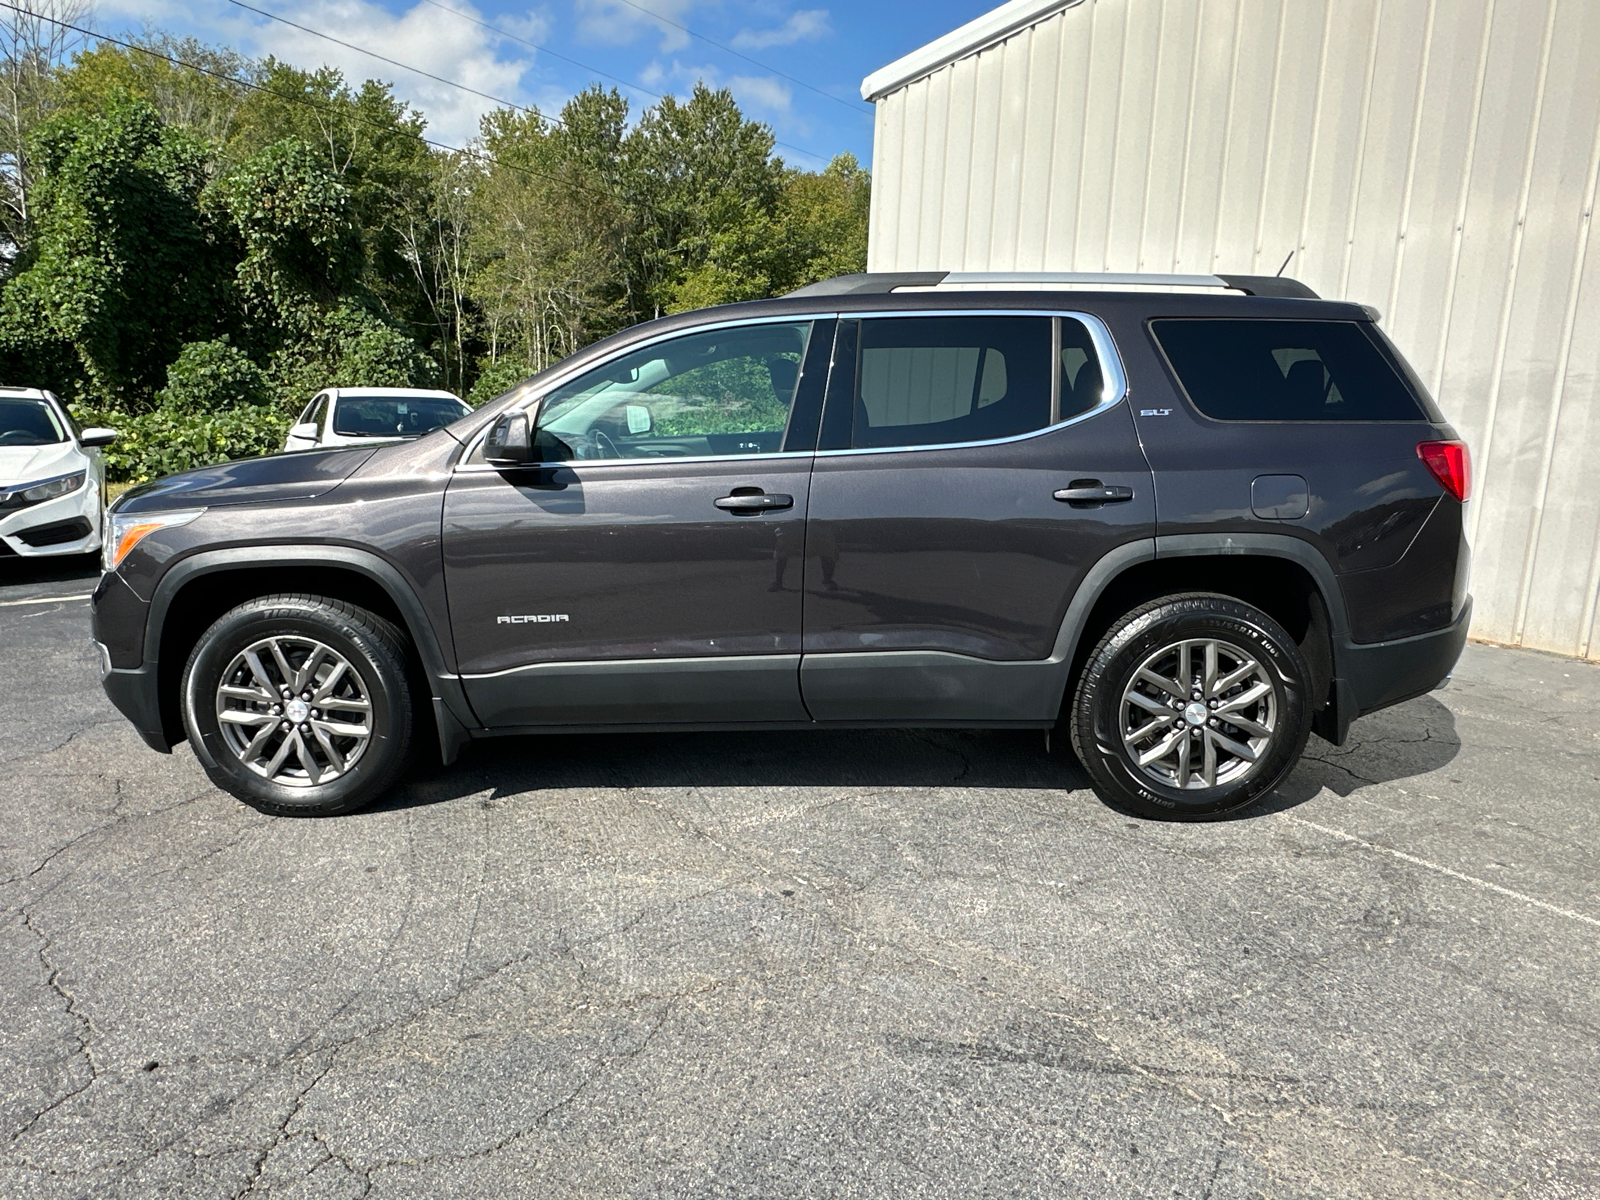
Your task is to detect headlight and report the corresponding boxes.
[103,508,205,571]
[3,470,86,505]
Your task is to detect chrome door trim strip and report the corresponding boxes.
[453,307,1130,470]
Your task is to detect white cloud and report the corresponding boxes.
[730,8,829,52]
[639,58,795,121]
[727,73,790,114]
[98,0,546,146]
[573,0,698,53]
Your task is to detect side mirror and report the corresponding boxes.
[79,427,118,448]
[288,422,319,443]
[484,410,532,466]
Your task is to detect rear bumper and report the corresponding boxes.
[1314,597,1472,745]
[98,648,173,753]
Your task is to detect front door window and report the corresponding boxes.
[530,322,813,461]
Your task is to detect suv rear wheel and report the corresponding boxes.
[181,594,414,817]
[1068,593,1312,820]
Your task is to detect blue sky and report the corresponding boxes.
[89,0,999,171]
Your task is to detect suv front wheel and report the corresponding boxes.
[1069,593,1313,820]
[181,594,414,817]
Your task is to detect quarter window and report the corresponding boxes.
[530,322,813,461]
[848,316,1058,450]
[1151,319,1427,421]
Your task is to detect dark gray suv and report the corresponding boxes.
[93,272,1472,820]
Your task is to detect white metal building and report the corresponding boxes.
[862,0,1600,661]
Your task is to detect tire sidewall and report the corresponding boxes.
[1077,598,1310,818]
[183,600,408,816]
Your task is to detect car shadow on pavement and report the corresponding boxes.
[1244,694,1461,818]
[372,726,1089,815]
[367,692,1461,822]
[0,552,100,589]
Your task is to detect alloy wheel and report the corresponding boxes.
[214,635,373,787]
[1119,637,1278,790]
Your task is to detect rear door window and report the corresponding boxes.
[1151,319,1426,421]
[845,315,1055,450]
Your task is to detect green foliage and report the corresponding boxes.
[217,137,363,332]
[85,404,290,483]
[0,33,870,482]
[0,97,228,409]
[466,356,535,407]
[158,336,270,412]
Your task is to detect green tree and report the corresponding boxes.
[619,83,787,317]
[0,97,229,408]
[157,336,269,412]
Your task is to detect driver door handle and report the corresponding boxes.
[714,491,793,513]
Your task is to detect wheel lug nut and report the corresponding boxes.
[300,723,309,732]
[280,721,291,731]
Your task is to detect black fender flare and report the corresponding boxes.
[1046,532,1351,738]
[146,546,479,748]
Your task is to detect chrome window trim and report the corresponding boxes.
[816,308,1128,458]
[454,307,1130,469]
[456,311,838,469]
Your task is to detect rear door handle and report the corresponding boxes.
[1054,482,1134,507]
[714,491,794,512]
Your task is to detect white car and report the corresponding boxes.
[283,387,470,451]
[0,387,116,559]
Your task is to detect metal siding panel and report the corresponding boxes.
[1173,0,1241,272]
[1044,3,1095,267]
[1210,0,1284,274]
[939,56,980,266]
[1075,0,1131,269]
[1386,0,1494,398]
[1343,0,1432,313]
[1252,0,1322,278]
[966,45,1009,269]
[988,33,1031,268]
[1138,0,1203,269]
[1016,22,1064,268]
[1289,0,1381,295]
[1106,0,1162,271]
[914,73,952,268]
[867,92,901,271]
[1445,0,1560,643]
[1502,0,1600,654]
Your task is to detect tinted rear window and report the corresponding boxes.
[849,316,1053,449]
[1151,319,1426,421]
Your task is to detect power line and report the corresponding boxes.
[224,0,536,117]
[226,0,833,165]
[416,0,660,104]
[609,0,872,116]
[0,3,632,208]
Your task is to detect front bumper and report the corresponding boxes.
[98,645,173,753]
[1314,598,1473,745]
[0,479,101,557]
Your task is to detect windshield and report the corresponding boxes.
[332,395,468,438]
[0,398,68,446]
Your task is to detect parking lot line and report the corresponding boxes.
[0,591,92,608]
[1287,814,1600,930]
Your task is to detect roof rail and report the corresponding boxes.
[783,271,1321,299]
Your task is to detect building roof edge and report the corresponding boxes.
[860,0,1084,102]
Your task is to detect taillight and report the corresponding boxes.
[1417,440,1470,502]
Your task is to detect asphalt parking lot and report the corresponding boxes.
[1,554,1597,1199]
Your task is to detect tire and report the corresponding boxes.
[181,594,414,817]
[1068,592,1312,821]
